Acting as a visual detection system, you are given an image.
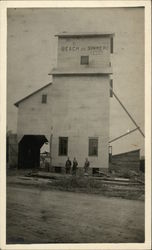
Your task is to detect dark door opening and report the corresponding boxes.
[18,135,48,169]
[92,168,99,175]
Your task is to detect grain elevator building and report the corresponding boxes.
[15,32,114,171]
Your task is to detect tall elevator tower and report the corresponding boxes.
[51,32,114,170]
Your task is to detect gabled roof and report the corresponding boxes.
[14,82,52,107]
[55,32,115,38]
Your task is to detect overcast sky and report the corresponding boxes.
[7,7,144,155]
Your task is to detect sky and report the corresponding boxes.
[7,7,145,156]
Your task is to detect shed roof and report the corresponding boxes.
[49,67,113,76]
[14,82,52,107]
[112,149,140,157]
[55,32,115,38]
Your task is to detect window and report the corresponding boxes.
[42,94,47,103]
[81,56,89,65]
[110,37,114,54]
[110,79,113,97]
[59,137,68,156]
[89,138,98,156]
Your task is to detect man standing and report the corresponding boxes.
[72,157,78,175]
[84,158,90,174]
[65,157,72,174]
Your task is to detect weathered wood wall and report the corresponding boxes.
[109,149,140,172]
[7,134,18,168]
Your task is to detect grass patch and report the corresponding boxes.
[48,176,144,200]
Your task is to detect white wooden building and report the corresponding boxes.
[15,32,114,171]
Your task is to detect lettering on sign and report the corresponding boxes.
[88,46,108,51]
[60,45,108,53]
[61,46,80,52]
[81,47,86,51]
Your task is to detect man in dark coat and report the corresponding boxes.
[65,157,72,174]
[84,158,90,174]
[72,157,78,175]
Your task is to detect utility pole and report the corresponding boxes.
[50,133,53,170]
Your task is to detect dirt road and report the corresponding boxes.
[7,185,144,244]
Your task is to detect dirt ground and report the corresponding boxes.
[7,170,145,200]
[7,184,144,244]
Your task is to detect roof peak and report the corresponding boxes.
[14,82,52,107]
[55,32,115,38]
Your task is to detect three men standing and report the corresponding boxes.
[65,157,90,175]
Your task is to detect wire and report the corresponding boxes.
[110,87,145,138]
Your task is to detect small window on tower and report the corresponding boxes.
[110,37,114,54]
[81,56,89,65]
[42,94,47,103]
[110,80,113,97]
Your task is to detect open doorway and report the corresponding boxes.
[18,135,48,168]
